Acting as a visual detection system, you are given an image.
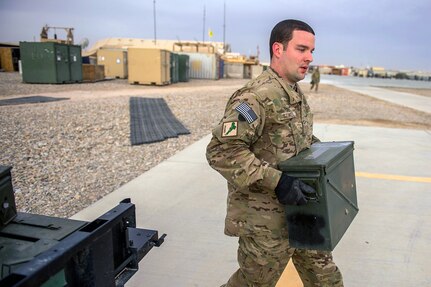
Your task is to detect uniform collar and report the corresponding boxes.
[267,68,303,104]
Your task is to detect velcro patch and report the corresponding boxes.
[222,121,238,137]
[235,102,258,124]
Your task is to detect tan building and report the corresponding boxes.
[83,38,225,57]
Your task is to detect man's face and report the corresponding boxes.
[276,30,315,84]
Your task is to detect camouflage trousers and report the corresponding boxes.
[310,82,319,92]
[221,235,343,287]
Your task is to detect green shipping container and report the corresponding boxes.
[178,54,190,82]
[170,52,179,83]
[278,141,358,251]
[68,45,83,82]
[20,42,82,84]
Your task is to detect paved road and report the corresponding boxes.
[319,74,431,114]
[72,122,431,287]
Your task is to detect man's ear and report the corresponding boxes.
[272,42,284,58]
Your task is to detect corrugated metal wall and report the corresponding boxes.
[178,52,219,80]
[224,62,244,79]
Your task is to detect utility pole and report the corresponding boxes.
[202,5,206,42]
[153,0,157,45]
[223,1,226,54]
[257,45,260,61]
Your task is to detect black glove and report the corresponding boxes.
[275,173,317,205]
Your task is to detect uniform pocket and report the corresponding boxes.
[273,109,295,124]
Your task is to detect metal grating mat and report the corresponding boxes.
[0,96,69,106]
[129,97,190,145]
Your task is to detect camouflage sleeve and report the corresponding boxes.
[206,91,281,191]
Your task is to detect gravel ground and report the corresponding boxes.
[1,72,430,217]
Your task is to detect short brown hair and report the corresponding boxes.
[269,19,315,59]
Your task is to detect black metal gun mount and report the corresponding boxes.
[0,165,166,287]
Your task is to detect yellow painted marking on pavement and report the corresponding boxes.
[276,261,302,287]
[356,172,431,183]
[274,172,430,287]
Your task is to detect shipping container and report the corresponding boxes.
[97,48,128,79]
[82,64,105,82]
[128,48,170,85]
[19,42,82,84]
[251,64,263,79]
[0,47,20,72]
[170,52,179,83]
[219,59,224,79]
[341,68,350,76]
[69,45,82,82]
[82,56,90,64]
[178,54,190,82]
[243,64,264,78]
[224,62,243,79]
[244,64,252,79]
[178,52,219,80]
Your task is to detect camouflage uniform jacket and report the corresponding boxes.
[206,68,316,237]
[311,70,320,84]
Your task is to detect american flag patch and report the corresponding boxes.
[235,102,258,124]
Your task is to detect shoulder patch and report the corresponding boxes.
[222,121,238,137]
[235,102,258,124]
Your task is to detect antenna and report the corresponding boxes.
[202,5,206,42]
[153,0,157,45]
[223,2,226,54]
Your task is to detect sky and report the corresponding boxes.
[1,0,430,72]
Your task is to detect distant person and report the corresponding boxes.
[206,19,343,286]
[310,66,320,92]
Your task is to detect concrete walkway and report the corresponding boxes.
[72,122,431,286]
[321,76,431,114]
[333,84,430,114]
